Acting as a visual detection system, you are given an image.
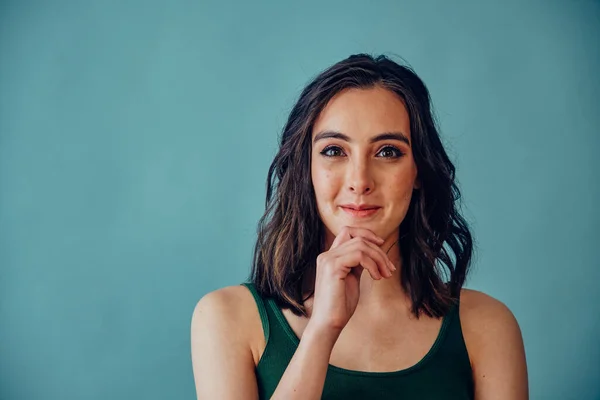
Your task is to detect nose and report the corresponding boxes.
[347,159,374,195]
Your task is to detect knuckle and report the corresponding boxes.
[351,236,364,246]
[357,240,370,251]
[316,253,328,267]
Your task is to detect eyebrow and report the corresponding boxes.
[312,130,411,147]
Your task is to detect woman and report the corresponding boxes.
[191,53,528,399]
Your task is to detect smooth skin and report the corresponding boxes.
[191,86,528,399]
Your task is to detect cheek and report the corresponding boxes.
[312,166,339,202]
[387,172,416,203]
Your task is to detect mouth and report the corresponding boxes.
[339,205,381,218]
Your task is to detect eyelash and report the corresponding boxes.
[319,145,405,159]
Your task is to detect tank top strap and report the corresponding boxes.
[240,282,270,343]
[240,281,299,399]
[436,299,474,381]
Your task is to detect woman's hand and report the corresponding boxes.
[308,226,396,336]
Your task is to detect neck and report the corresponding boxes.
[356,236,408,309]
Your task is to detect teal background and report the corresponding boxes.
[1,1,598,399]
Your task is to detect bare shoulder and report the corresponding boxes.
[191,285,264,358]
[190,285,264,399]
[459,288,520,331]
[459,288,529,399]
[192,285,258,323]
[458,288,524,353]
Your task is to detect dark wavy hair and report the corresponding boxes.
[249,53,474,319]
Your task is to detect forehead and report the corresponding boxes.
[312,86,411,140]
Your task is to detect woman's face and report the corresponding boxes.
[311,86,420,246]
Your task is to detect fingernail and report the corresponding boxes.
[389,261,396,271]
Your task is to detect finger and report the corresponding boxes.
[360,238,397,275]
[343,237,393,278]
[336,252,382,280]
[331,228,352,249]
[340,238,391,279]
[331,226,384,249]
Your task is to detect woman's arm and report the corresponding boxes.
[269,323,339,400]
[460,289,529,400]
[191,287,260,400]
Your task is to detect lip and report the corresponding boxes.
[339,204,381,218]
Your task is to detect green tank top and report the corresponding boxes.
[241,282,474,400]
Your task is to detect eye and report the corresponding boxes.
[376,145,404,158]
[320,145,345,158]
